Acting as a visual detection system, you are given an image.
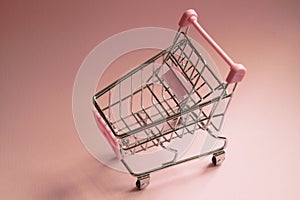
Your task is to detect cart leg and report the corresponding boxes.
[212,150,225,166]
[136,174,150,190]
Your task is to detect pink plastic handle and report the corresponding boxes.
[93,109,121,159]
[179,9,246,83]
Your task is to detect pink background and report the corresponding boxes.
[1,0,300,199]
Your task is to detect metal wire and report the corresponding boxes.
[93,30,236,163]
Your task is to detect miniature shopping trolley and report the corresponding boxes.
[93,9,246,189]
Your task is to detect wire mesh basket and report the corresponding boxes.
[93,9,246,190]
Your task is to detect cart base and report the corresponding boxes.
[121,135,227,190]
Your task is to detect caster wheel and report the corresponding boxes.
[136,175,150,190]
[212,150,225,166]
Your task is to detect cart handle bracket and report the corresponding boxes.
[179,9,246,84]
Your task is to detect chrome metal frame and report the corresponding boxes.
[93,28,239,187]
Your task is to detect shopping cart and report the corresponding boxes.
[93,9,246,190]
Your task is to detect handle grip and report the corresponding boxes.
[93,109,121,159]
[179,9,246,83]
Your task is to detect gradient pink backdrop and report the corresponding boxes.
[1,0,300,199]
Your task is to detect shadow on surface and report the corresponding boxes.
[35,155,221,200]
